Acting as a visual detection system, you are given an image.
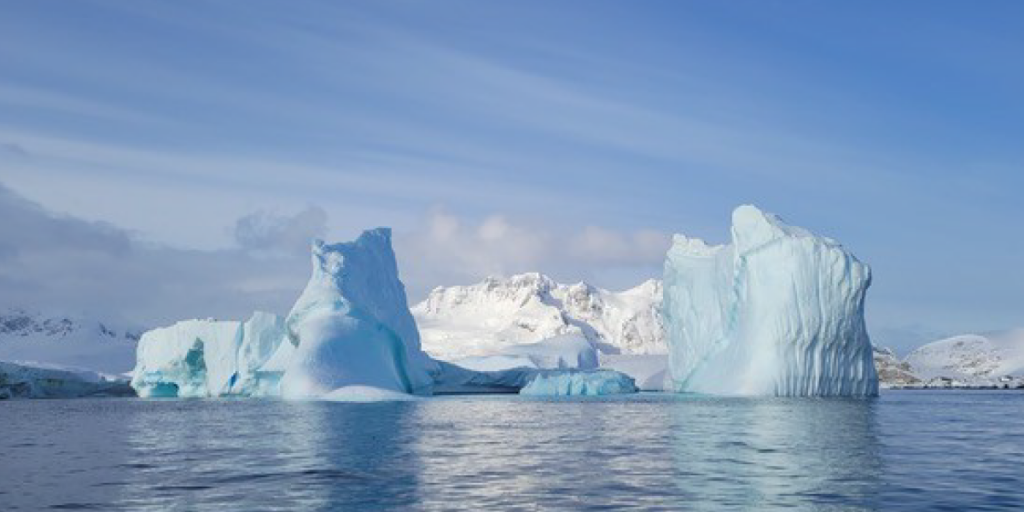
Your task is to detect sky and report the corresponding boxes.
[1,0,1022,353]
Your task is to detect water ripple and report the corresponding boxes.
[0,391,1023,510]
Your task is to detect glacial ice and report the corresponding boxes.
[0,361,133,399]
[130,229,436,399]
[519,369,638,396]
[130,312,286,398]
[663,205,878,397]
[279,229,434,398]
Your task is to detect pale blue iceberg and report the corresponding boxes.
[519,369,638,396]
[130,229,436,399]
[130,312,285,397]
[280,229,435,398]
[663,205,878,397]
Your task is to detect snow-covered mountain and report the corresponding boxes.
[412,273,665,362]
[411,271,924,392]
[0,309,142,374]
[905,329,1024,386]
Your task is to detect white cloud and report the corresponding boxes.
[394,209,670,297]
[233,206,328,256]
[0,183,670,327]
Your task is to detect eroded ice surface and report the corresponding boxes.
[130,312,285,398]
[130,229,437,399]
[280,229,434,398]
[663,205,878,397]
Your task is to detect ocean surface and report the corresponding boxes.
[1,390,1022,511]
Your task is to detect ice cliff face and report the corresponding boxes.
[130,312,285,397]
[279,229,434,398]
[663,205,878,397]
[413,273,665,363]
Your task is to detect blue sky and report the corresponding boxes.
[1,1,1022,351]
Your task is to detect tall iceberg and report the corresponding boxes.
[663,205,878,396]
[279,228,434,398]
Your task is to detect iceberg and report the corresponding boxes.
[663,205,878,397]
[429,362,637,396]
[130,229,435,399]
[520,369,638,396]
[279,229,434,398]
[130,312,286,398]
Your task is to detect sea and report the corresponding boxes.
[1,390,1022,511]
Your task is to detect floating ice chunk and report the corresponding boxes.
[280,229,434,398]
[663,205,878,397]
[519,369,638,396]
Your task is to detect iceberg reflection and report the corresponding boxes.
[671,396,882,510]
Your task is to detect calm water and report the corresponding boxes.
[1,391,1023,511]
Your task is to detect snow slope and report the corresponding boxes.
[0,361,133,399]
[663,205,878,397]
[905,329,1024,384]
[413,273,665,362]
[452,333,599,372]
[0,309,141,374]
